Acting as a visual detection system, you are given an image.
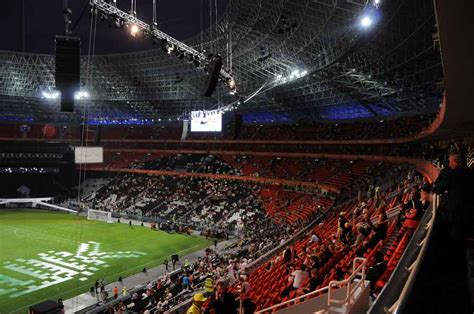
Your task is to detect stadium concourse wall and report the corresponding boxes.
[86,151,440,185]
[0,96,445,145]
[97,100,444,145]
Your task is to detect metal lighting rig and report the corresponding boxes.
[89,0,238,97]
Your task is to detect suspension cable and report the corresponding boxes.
[215,0,218,53]
[153,0,157,25]
[209,0,213,52]
[200,0,204,51]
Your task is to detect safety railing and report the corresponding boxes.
[386,194,439,313]
[328,257,367,307]
[368,193,439,314]
[255,257,367,313]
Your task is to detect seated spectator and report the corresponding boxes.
[296,268,321,297]
[366,251,387,297]
[282,264,309,297]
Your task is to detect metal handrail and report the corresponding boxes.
[255,257,367,313]
[385,194,439,313]
[327,257,367,306]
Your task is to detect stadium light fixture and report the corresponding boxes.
[360,16,373,28]
[74,91,90,100]
[358,6,381,30]
[228,78,236,89]
[290,70,299,79]
[129,24,139,37]
[42,90,60,99]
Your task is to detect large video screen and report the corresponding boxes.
[74,147,103,164]
[190,110,222,132]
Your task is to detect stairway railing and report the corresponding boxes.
[255,257,367,313]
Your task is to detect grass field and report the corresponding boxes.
[0,209,211,313]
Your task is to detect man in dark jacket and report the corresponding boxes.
[433,152,474,311]
[433,152,474,241]
[205,281,237,314]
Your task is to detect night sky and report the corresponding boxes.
[0,0,229,55]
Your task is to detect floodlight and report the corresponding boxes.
[360,16,373,28]
[130,24,139,37]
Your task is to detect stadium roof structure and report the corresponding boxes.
[0,0,443,123]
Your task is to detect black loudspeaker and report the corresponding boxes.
[55,35,81,112]
[203,55,222,97]
[171,254,179,262]
[233,113,242,139]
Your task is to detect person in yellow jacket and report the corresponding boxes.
[187,293,207,314]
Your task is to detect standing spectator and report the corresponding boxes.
[164,258,169,271]
[184,259,191,271]
[433,152,474,242]
[182,272,190,291]
[283,245,295,265]
[113,286,119,299]
[374,208,388,242]
[433,152,474,303]
[187,293,207,314]
[172,257,177,270]
[205,282,237,314]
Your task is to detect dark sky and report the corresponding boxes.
[0,0,229,55]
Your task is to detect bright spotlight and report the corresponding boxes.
[374,0,381,5]
[130,24,139,37]
[360,16,373,28]
[74,91,90,100]
[301,70,308,77]
[228,79,236,89]
[42,90,60,99]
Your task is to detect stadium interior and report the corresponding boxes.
[0,0,473,313]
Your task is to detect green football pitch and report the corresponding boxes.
[0,209,211,313]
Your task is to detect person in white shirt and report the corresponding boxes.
[309,233,320,244]
[290,264,309,289]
